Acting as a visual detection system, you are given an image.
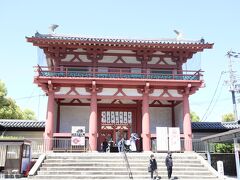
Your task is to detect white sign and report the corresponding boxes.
[71,126,85,146]
[101,111,132,124]
[217,161,224,176]
[168,127,181,151]
[234,143,240,151]
[156,127,168,151]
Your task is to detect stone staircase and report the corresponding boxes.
[29,152,219,180]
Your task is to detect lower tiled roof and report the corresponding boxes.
[192,122,240,131]
[0,120,239,131]
[0,120,45,129]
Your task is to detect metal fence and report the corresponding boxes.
[151,138,209,152]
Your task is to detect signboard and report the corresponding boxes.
[156,127,168,151]
[101,111,132,124]
[217,161,224,176]
[71,126,85,146]
[234,143,240,151]
[168,127,181,151]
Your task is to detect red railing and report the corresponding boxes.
[35,66,203,81]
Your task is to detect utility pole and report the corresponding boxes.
[226,50,240,121]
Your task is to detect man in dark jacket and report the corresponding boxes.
[165,152,173,179]
[149,154,159,180]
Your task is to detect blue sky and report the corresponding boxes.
[0,0,240,121]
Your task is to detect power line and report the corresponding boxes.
[201,71,225,121]
[15,94,45,100]
[202,83,224,121]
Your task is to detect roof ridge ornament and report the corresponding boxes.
[173,30,183,41]
[49,24,59,34]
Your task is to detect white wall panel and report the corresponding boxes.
[79,55,91,62]
[100,56,117,63]
[61,54,74,62]
[149,107,172,133]
[55,87,71,95]
[122,56,139,64]
[122,89,141,96]
[60,106,90,133]
[164,57,176,65]
[75,88,90,95]
[168,90,182,97]
[174,103,183,133]
[98,88,117,96]
[150,89,164,97]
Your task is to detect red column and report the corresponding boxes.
[89,91,98,152]
[44,91,54,151]
[183,94,192,151]
[142,92,150,151]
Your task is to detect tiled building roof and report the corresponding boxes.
[192,122,240,132]
[0,120,45,130]
[33,32,210,45]
[27,32,213,50]
[0,120,239,132]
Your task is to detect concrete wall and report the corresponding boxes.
[60,106,90,133]
[193,132,218,139]
[149,107,172,133]
[1,131,43,139]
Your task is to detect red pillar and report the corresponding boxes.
[44,91,54,151]
[89,91,98,152]
[183,94,192,151]
[142,92,150,151]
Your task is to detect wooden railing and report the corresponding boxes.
[35,66,203,81]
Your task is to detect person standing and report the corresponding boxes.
[165,152,173,179]
[149,154,159,180]
[102,138,108,152]
[117,137,124,152]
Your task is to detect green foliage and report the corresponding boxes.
[190,111,200,122]
[222,113,235,122]
[0,136,24,140]
[214,143,234,153]
[23,109,36,120]
[0,80,36,120]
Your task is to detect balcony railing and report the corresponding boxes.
[35,66,203,81]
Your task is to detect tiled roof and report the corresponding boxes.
[33,32,209,45]
[26,32,213,50]
[1,120,238,131]
[192,122,240,130]
[0,120,45,129]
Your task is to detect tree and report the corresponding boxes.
[222,113,234,122]
[214,143,234,153]
[23,109,36,120]
[0,80,36,120]
[190,111,200,122]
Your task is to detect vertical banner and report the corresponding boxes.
[168,127,181,151]
[71,126,85,146]
[156,127,168,151]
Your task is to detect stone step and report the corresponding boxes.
[46,155,197,160]
[44,159,201,164]
[41,162,205,167]
[37,170,213,176]
[30,174,218,179]
[40,166,208,171]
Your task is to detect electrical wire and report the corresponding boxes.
[15,94,45,100]
[200,71,225,121]
[202,83,224,121]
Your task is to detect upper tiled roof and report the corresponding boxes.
[0,120,239,132]
[192,122,240,131]
[0,120,45,129]
[27,32,213,50]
